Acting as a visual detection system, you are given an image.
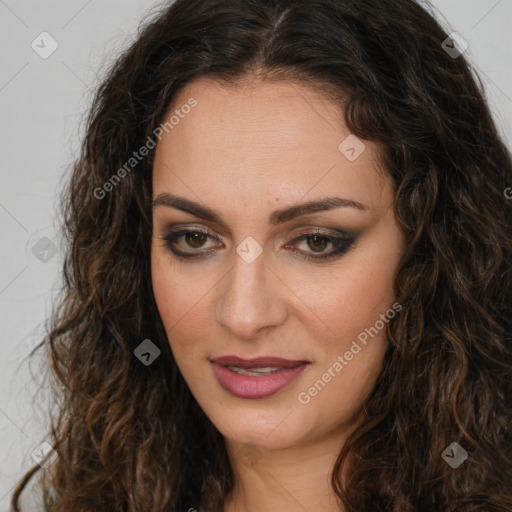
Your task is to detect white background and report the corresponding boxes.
[1,0,511,508]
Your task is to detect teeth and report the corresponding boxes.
[227,366,280,376]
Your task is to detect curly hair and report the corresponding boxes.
[11,0,512,510]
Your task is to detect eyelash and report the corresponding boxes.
[159,228,357,262]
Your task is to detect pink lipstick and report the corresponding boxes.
[210,355,311,399]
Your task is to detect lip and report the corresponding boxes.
[210,355,311,399]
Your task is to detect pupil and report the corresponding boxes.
[186,232,206,248]
[308,235,327,252]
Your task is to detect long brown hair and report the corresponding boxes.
[12,0,512,510]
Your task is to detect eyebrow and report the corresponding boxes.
[152,193,368,226]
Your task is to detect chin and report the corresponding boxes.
[197,391,315,451]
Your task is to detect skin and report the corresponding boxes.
[151,76,404,512]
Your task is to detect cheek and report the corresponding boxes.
[298,252,397,353]
[292,275,392,431]
[151,249,218,362]
[294,237,400,418]
[151,252,180,329]
[151,244,205,323]
[303,270,391,376]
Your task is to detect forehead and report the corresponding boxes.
[152,76,391,215]
[160,76,351,161]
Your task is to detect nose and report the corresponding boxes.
[215,247,288,341]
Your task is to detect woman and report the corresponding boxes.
[12,0,512,510]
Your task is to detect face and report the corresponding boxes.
[151,76,404,452]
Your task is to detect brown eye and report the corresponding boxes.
[285,230,358,262]
[306,234,329,252]
[184,231,208,249]
[162,228,357,263]
[162,229,220,259]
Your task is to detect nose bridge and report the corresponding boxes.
[215,243,285,338]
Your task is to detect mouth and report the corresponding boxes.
[210,355,311,399]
